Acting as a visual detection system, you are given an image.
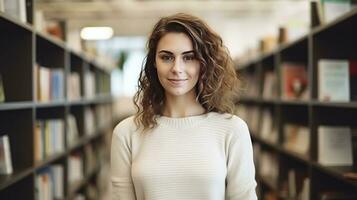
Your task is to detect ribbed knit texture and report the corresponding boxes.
[111,112,257,200]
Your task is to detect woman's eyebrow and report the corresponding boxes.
[158,50,194,55]
[158,50,173,55]
[182,50,194,55]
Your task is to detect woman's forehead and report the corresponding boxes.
[156,32,193,54]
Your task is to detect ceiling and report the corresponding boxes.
[36,0,310,36]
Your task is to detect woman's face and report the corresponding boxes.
[155,32,200,99]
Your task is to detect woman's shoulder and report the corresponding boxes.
[208,112,248,129]
[113,115,138,138]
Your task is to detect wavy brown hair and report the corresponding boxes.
[133,13,241,131]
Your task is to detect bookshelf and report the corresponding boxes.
[0,3,113,199]
[237,8,357,200]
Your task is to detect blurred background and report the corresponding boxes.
[1,0,357,200]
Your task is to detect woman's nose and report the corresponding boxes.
[171,58,183,73]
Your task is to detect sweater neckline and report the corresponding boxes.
[156,112,212,129]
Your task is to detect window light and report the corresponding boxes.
[80,27,114,40]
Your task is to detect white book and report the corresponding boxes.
[84,71,95,99]
[67,114,79,147]
[51,165,64,199]
[34,9,45,32]
[300,178,310,200]
[288,169,296,198]
[318,126,353,166]
[38,66,51,102]
[0,0,4,12]
[67,72,81,100]
[323,0,351,23]
[4,0,26,23]
[0,135,13,174]
[262,71,277,99]
[84,107,95,135]
[318,59,350,102]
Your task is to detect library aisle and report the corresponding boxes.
[0,0,357,200]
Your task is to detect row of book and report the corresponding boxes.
[35,165,64,200]
[36,64,100,102]
[254,144,357,200]
[36,64,65,102]
[279,168,309,200]
[236,1,356,68]
[1,0,66,41]
[244,59,357,102]
[0,64,107,104]
[34,119,65,162]
[253,145,279,188]
[33,104,111,164]
[35,141,103,200]
[1,131,111,198]
[236,104,356,167]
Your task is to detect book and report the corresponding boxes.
[259,151,279,187]
[300,178,310,200]
[318,59,350,102]
[67,72,81,101]
[37,65,51,102]
[262,71,278,99]
[281,62,308,100]
[0,135,13,174]
[0,74,5,102]
[84,71,96,99]
[67,114,79,147]
[68,153,84,186]
[84,107,95,135]
[322,0,352,23]
[283,124,310,156]
[0,0,4,12]
[260,109,278,144]
[3,0,26,23]
[36,165,64,200]
[349,60,357,101]
[288,169,297,198]
[318,126,353,166]
[50,69,64,101]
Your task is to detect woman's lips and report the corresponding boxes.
[168,78,187,86]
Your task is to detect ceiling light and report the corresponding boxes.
[80,27,114,40]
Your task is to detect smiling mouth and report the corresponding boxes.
[168,78,188,85]
[168,79,187,81]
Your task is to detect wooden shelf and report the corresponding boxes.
[0,4,113,199]
[237,7,357,200]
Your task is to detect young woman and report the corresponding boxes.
[111,13,257,200]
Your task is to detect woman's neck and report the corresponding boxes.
[162,93,205,118]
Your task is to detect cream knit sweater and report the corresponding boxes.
[111,112,257,200]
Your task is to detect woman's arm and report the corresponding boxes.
[225,118,257,200]
[111,124,137,200]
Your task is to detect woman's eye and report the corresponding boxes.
[160,55,173,61]
[183,55,195,61]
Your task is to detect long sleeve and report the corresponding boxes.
[225,118,257,200]
[111,123,137,200]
